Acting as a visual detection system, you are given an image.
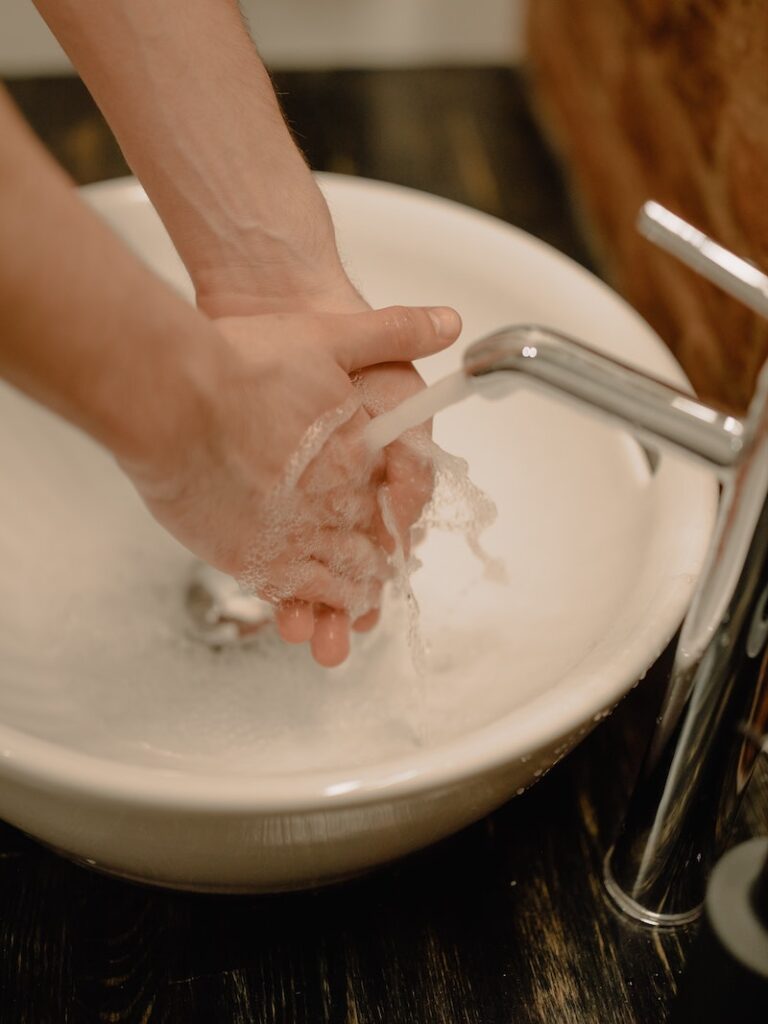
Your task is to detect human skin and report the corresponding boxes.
[32,0,454,657]
[0,87,460,666]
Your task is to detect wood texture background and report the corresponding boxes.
[527,0,768,413]
[1,68,766,1023]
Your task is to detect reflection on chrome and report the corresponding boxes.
[464,323,747,470]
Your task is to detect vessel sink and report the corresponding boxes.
[0,174,717,891]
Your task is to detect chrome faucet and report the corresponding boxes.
[464,324,748,470]
[462,203,768,926]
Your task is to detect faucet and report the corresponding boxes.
[462,203,768,926]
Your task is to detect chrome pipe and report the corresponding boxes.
[464,324,748,471]
[639,202,768,321]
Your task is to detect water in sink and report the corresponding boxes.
[0,374,654,778]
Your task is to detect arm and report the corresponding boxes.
[31,0,356,316]
[0,86,213,467]
[0,86,459,666]
[33,0,461,582]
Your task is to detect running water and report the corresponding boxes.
[238,395,371,617]
[361,368,505,679]
[362,367,502,581]
[362,370,472,450]
[236,367,503,676]
[0,364,514,775]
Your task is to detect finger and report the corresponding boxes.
[311,608,351,667]
[374,486,401,556]
[299,471,382,529]
[331,305,462,372]
[375,513,397,556]
[357,363,426,419]
[352,608,380,633]
[312,529,390,582]
[386,439,435,536]
[298,409,386,509]
[290,560,382,612]
[275,600,315,644]
[374,444,434,555]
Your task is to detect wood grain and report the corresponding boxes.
[527,0,768,412]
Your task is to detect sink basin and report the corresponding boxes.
[0,174,717,891]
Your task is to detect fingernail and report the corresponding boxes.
[427,307,461,338]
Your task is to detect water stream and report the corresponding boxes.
[363,370,473,451]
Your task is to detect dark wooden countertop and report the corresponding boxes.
[2,68,766,1024]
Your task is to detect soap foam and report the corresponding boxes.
[403,431,505,584]
[237,394,385,624]
[359,371,505,653]
[236,372,503,669]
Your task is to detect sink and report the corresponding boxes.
[0,174,717,891]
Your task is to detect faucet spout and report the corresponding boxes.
[463,324,747,472]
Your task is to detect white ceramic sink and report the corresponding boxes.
[0,175,717,890]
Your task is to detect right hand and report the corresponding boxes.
[121,305,460,666]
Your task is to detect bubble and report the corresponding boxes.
[237,394,381,624]
[409,432,505,584]
[237,373,504,672]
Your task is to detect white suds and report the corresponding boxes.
[236,372,504,670]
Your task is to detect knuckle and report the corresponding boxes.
[383,306,420,351]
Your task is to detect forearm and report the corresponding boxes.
[0,88,214,468]
[33,0,347,310]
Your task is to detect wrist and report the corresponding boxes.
[194,262,368,317]
[181,170,362,314]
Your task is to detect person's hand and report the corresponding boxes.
[121,305,459,666]
[198,276,462,639]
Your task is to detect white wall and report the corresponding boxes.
[0,0,525,76]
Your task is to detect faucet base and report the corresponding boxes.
[603,847,703,928]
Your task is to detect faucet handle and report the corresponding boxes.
[638,202,768,322]
[639,202,768,430]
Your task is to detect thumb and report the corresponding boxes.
[331,305,461,372]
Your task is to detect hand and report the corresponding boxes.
[198,277,462,641]
[121,305,459,666]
